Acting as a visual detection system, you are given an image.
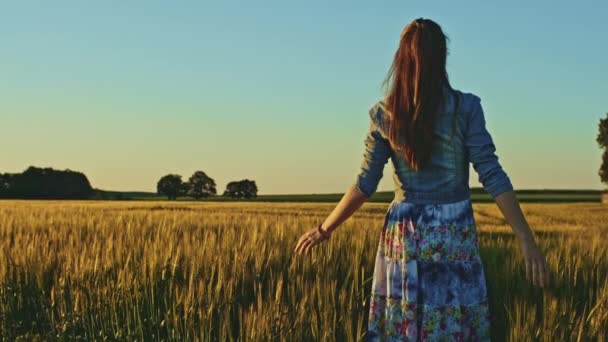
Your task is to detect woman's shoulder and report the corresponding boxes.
[448,87,482,114]
[368,99,392,135]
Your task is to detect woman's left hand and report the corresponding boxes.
[294,226,330,256]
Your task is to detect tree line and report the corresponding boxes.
[157,171,257,200]
[0,166,93,199]
[0,166,259,201]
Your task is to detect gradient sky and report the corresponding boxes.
[1,1,606,194]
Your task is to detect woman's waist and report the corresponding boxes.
[392,185,471,205]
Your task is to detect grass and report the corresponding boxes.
[0,200,606,341]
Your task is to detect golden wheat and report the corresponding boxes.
[0,200,606,341]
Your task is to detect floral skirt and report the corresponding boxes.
[366,198,491,341]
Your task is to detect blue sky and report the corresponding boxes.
[1,1,606,194]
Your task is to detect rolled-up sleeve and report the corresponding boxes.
[466,97,514,198]
[353,108,391,198]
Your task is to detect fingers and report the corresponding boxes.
[294,231,320,256]
[295,233,310,253]
[303,239,317,255]
[526,256,549,288]
[300,238,313,255]
[293,225,331,256]
[295,236,312,255]
[295,230,315,254]
[298,230,313,245]
[294,235,306,254]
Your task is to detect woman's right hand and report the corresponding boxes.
[518,237,549,288]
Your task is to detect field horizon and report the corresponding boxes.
[92,188,606,204]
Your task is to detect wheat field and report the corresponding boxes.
[0,200,606,341]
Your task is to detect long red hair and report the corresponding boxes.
[382,18,451,172]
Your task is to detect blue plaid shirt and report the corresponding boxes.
[353,88,513,204]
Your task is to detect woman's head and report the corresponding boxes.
[382,17,451,171]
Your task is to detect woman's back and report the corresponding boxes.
[360,86,511,340]
[354,86,514,205]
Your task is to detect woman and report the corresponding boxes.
[294,18,549,340]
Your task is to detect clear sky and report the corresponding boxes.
[1,1,606,194]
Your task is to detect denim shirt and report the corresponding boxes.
[353,87,514,204]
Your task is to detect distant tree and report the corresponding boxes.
[2,166,93,199]
[179,181,190,199]
[222,179,258,199]
[186,171,217,200]
[598,113,608,187]
[157,174,184,200]
[223,181,239,199]
[241,179,258,198]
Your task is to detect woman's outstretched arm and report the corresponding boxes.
[294,185,369,256]
[322,185,369,234]
[328,113,392,235]
[295,104,391,256]
[465,97,548,288]
[494,190,549,288]
[494,190,535,242]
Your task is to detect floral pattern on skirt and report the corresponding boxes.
[366,198,491,341]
